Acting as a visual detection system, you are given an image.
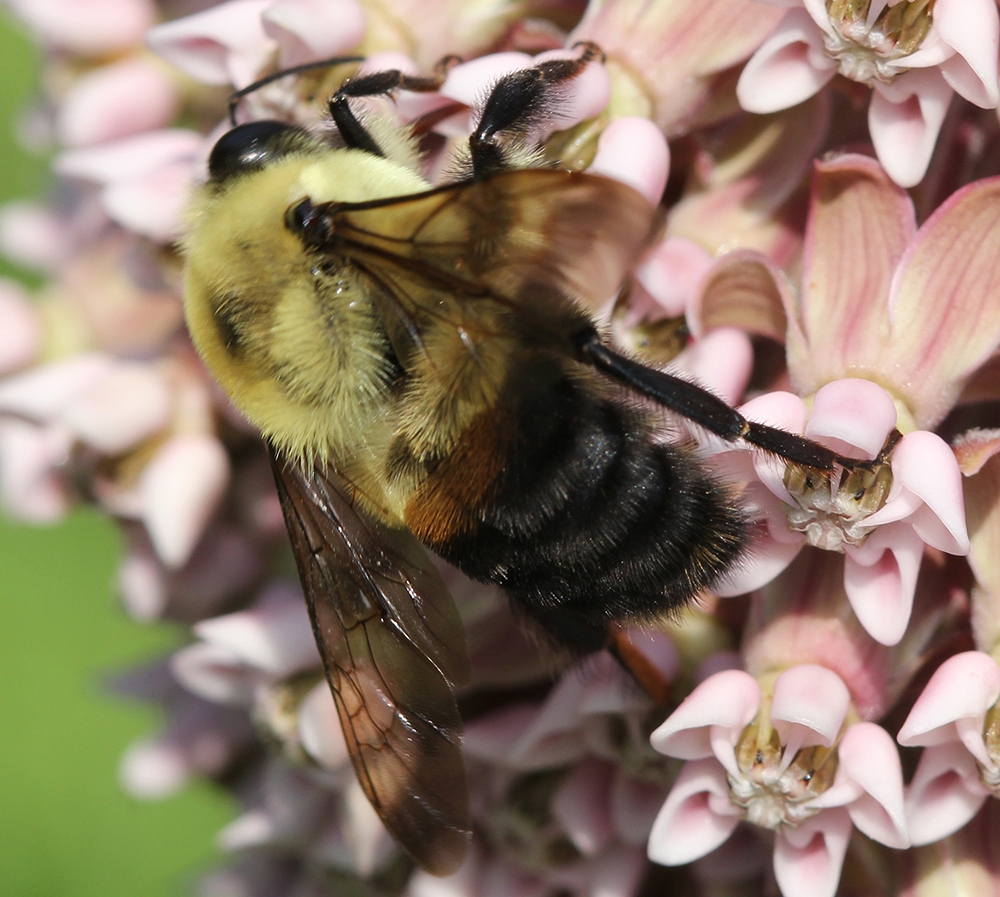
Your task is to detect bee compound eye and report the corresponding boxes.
[208,120,306,184]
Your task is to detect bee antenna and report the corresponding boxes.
[227,55,366,126]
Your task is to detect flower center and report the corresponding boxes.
[823,0,936,85]
[729,724,839,829]
[781,430,900,551]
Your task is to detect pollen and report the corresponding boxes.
[781,430,900,551]
[824,0,936,85]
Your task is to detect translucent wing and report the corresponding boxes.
[269,447,472,876]
[306,168,661,354]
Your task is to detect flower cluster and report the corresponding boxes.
[4,0,1000,895]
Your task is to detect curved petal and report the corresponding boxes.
[298,680,350,769]
[886,174,1000,429]
[897,651,1000,752]
[261,0,365,67]
[773,808,852,897]
[934,0,1000,108]
[57,56,180,148]
[771,664,851,750]
[792,154,915,392]
[55,128,203,185]
[145,0,275,88]
[715,526,804,597]
[843,523,923,646]
[636,237,712,321]
[0,279,40,375]
[834,722,909,848]
[62,362,172,454]
[804,379,897,460]
[737,9,837,114]
[102,156,198,242]
[886,430,969,554]
[869,69,952,188]
[140,433,231,569]
[905,742,991,846]
[170,640,263,704]
[551,758,614,856]
[647,759,741,866]
[650,670,760,767]
[192,596,318,675]
[693,250,789,343]
[8,0,155,57]
[672,327,753,406]
[589,116,670,206]
[0,353,114,420]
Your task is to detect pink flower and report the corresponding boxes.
[718,378,968,645]
[737,0,1000,186]
[649,665,908,897]
[897,651,1000,845]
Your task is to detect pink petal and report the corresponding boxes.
[886,174,1000,429]
[953,428,1000,476]
[692,250,789,342]
[647,759,741,865]
[843,523,923,646]
[672,327,753,406]
[140,433,231,568]
[261,0,365,67]
[770,664,850,751]
[869,69,953,188]
[170,640,263,704]
[897,651,1000,753]
[0,278,40,374]
[62,362,172,454]
[531,48,611,128]
[773,808,852,897]
[934,0,1000,108]
[117,540,167,621]
[804,379,897,460]
[8,0,155,57]
[118,738,191,799]
[905,742,991,846]
[146,0,275,88]
[830,722,909,847]
[589,117,669,205]
[193,597,319,676]
[649,669,760,763]
[880,430,969,554]
[462,703,541,764]
[0,202,71,273]
[571,0,785,134]
[0,353,114,420]
[57,56,180,148]
[55,129,203,185]
[611,771,668,845]
[635,237,712,322]
[102,156,198,242]
[439,53,533,107]
[0,419,72,522]
[298,680,349,769]
[736,9,837,113]
[551,758,615,855]
[790,154,915,394]
[715,524,804,596]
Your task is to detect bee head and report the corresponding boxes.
[208,120,315,186]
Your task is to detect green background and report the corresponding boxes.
[0,14,232,896]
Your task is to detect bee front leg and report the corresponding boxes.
[329,61,456,158]
[468,42,603,179]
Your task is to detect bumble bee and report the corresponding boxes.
[182,47,853,876]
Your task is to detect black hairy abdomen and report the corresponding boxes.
[431,370,748,653]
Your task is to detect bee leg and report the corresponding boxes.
[328,59,458,157]
[469,41,603,179]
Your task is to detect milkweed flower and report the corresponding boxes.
[648,664,908,897]
[737,0,1000,186]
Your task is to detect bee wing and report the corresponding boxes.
[328,168,661,345]
[269,447,472,876]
